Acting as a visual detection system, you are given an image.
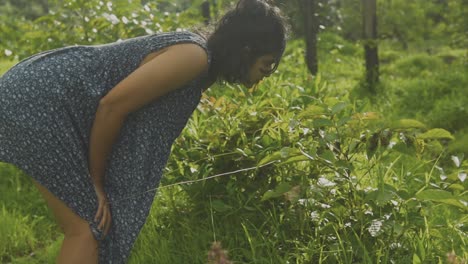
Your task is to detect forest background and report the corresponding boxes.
[0,0,467,263]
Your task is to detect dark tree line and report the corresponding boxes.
[302,0,319,76]
[299,0,379,91]
[0,0,48,20]
[362,0,379,90]
[3,0,462,93]
[200,0,380,90]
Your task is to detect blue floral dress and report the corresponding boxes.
[0,31,211,263]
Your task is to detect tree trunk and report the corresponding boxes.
[362,0,379,91]
[303,0,319,75]
[201,1,211,25]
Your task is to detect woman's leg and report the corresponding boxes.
[32,179,99,264]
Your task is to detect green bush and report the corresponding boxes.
[389,62,468,132]
[319,32,361,57]
[379,50,402,64]
[0,0,204,61]
[160,66,467,262]
[449,129,468,156]
[429,94,468,132]
[389,54,444,78]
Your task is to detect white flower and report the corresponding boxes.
[317,177,336,187]
[364,186,377,192]
[310,211,320,221]
[390,243,401,249]
[106,1,113,11]
[451,156,461,167]
[103,13,120,25]
[298,199,307,206]
[319,130,326,138]
[368,220,383,237]
[459,172,466,182]
[122,16,129,24]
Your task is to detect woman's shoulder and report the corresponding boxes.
[98,31,206,48]
[150,30,211,64]
[148,30,208,46]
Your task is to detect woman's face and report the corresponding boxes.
[244,54,277,87]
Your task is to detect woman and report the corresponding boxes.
[0,0,287,263]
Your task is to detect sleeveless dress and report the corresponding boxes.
[0,31,211,263]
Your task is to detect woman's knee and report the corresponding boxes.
[59,227,99,264]
[63,222,96,240]
[32,179,96,240]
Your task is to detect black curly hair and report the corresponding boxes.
[206,0,288,84]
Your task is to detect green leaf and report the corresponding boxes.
[297,105,326,118]
[261,182,292,201]
[376,184,397,204]
[313,118,333,127]
[211,200,233,213]
[417,128,454,140]
[243,206,256,211]
[258,148,303,166]
[324,97,340,106]
[319,150,336,164]
[416,189,466,209]
[337,116,351,126]
[392,142,416,155]
[331,102,348,114]
[235,148,248,157]
[258,152,282,166]
[413,254,421,264]
[391,119,426,129]
[279,155,309,165]
[366,184,397,205]
[348,139,361,153]
[417,189,453,200]
[448,184,465,192]
[425,140,444,153]
[280,147,293,158]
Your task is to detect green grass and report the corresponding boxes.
[0,164,61,263]
[0,60,16,76]
[1,35,467,263]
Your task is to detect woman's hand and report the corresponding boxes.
[93,185,112,236]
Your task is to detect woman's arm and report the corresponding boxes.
[88,43,208,188]
[87,43,208,234]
